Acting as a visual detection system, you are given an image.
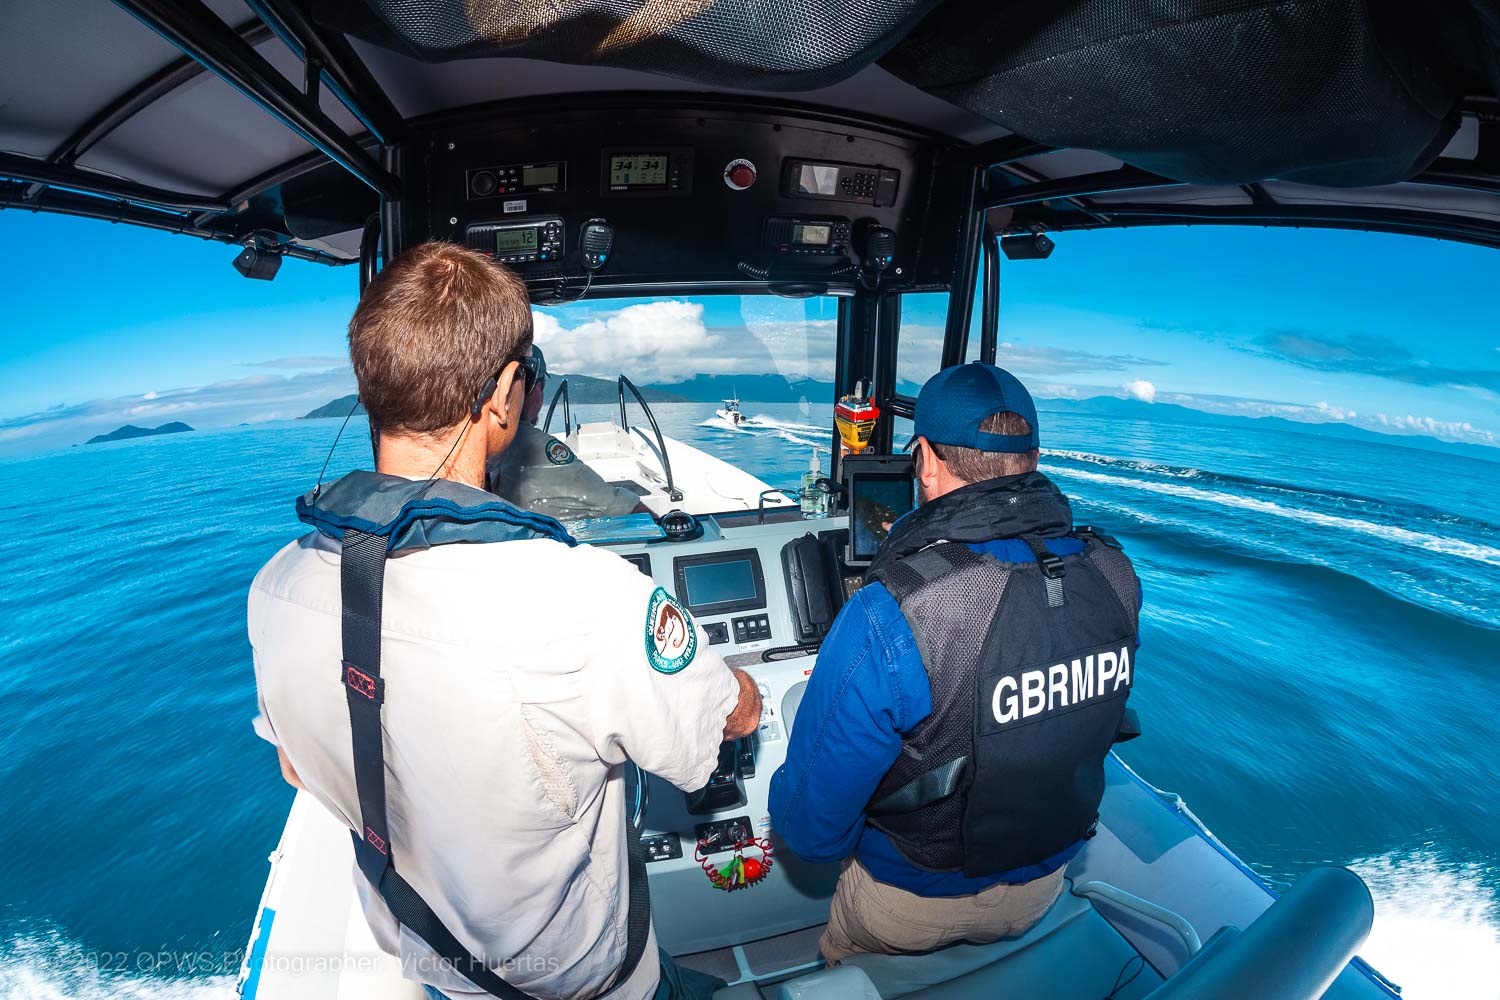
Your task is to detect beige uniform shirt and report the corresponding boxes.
[250,529,736,999]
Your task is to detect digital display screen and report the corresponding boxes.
[792,223,832,246]
[495,227,538,252]
[850,474,916,561]
[796,163,840,196]
[523,164,560,187]
[682,560,758,609]
[610,154,668,188]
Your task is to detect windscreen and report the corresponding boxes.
[500,294,841,523]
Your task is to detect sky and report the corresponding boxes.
[0,210,1496,456]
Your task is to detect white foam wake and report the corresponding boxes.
[0,933,236,999]
[1043,449,1207,480]
[1352,851,1500,999]
[743,415,827,434]
[1043,464,1500,567]
[700,415,826,450]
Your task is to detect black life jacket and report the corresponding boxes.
[295,471,650,999]
[863,472,1141,878]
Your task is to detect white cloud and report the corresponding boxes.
[1123,379,1156,403]
[1370,412,1496,445]
[239,355,348,371]
[0,368,356,456]
[1152,391,1497,447]
[533,301,836,384]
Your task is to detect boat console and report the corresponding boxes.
[388,98,972,301]
[599,510,850,954]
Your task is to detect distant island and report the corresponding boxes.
[301,394,365,419]
[86,422,193,445]
[1037,395,1500,465]
[301,377,688,418]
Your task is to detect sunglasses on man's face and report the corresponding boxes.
[514,353,541,396]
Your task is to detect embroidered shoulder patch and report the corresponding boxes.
[645,587,697,674]
[546,438,575,465]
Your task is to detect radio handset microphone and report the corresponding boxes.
[580,219,615,271]
[553,219,614,302]
[857,224,896,289]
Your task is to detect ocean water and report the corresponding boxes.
[1,402,1498,998]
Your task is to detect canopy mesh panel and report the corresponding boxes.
[329,0,942,91]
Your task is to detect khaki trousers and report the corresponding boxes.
[820,859,1067,963]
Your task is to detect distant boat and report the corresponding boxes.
[715,395,746,427]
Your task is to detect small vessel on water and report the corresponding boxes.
[716,396,747,428]
[6,0,1497,996]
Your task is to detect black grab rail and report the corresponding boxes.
[617,375,683,502]
[543,377,572,437]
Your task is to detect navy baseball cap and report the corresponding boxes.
[910,363,1039,453]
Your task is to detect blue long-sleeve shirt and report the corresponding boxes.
[767,536,1096,896]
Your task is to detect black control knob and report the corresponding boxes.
[470,170,497,197]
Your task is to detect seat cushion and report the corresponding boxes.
[844,891,1161,1000]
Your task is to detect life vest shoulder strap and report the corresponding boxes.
[338,528,650,1000]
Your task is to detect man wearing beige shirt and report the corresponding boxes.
[250,242,759,1000]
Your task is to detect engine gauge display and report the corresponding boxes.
[602,147,694,194]
[610,154,668,189]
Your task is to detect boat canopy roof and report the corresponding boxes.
[2,0,1498,265]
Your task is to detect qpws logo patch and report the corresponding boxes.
[645,587,696,674]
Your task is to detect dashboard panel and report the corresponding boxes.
[397,98,971,294]
[599,512,846,954]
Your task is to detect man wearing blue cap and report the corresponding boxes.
[770,363,1142,962]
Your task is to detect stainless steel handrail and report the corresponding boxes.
[1072,880,1203,956]
[543,377,572,436]
[617,375,682,501]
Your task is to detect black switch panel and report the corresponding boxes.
[732,614,772,643]
[642,834,683,863]
[703,621,729,645]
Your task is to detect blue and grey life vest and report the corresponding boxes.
[296,471,649,1000]
[863,472,1141,878]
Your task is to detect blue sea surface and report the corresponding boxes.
[0,403,1498,998]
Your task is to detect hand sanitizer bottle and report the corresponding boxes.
[801,449,827,518]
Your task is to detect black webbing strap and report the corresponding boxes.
[342,529,393,887]
[875,542,984,604]
[339,529,651,999]
[1021,535,1067,608]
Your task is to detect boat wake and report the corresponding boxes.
[1048,464,1500,568]
[700,414,827,449]
[0,931,235,999]
[1353,850,1500,999]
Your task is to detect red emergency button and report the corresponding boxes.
[723,158,757,191]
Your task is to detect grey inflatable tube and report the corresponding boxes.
[1146,866,1375,1000]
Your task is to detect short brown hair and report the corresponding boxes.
[928,411,1039,483]
[348,242,532,434]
